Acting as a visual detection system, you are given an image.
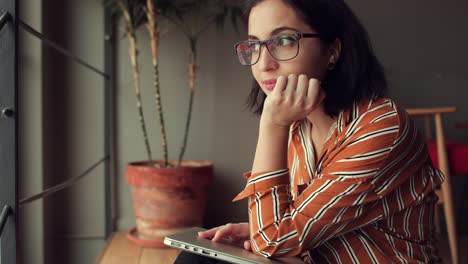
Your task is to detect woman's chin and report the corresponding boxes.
[261,87,272,95]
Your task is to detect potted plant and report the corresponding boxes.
[104,0,242,247]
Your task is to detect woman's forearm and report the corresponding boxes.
[251,117,290,174]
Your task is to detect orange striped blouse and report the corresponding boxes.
[233,97,443,263]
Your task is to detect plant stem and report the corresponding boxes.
[177,40,197,166]
[130,35,153,161]
[118,0,152,161]
[153,62,169,167]
[178,88,194,166]
[136,91,153,161]
[147,0,169,167]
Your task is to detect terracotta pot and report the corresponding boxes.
[126,160,213,247]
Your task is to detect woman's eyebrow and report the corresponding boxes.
[271,26,299,35]
[248,26,300,40]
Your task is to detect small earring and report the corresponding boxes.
[327,55,336,70]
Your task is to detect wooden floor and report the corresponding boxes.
[98,231,467,263]
[98,232,180,264]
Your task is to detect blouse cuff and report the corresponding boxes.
[232,169,289,202]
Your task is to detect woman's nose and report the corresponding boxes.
[257,46,278,71]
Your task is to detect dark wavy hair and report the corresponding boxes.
[243,0,387,116]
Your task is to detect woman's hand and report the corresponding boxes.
[262,74,324,127]
[198,223,251,251]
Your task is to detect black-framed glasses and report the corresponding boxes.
[234,32,320,66]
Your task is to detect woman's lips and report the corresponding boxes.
[263,79,277,91]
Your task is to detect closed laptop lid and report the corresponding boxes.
[164,227,304,264]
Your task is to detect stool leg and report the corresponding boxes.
[440,178,458,264]
[435,114,458,264]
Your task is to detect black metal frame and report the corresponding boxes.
[0,0,17,263]
[234,32,321,66]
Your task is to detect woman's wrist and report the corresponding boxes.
[252,116,290,173]
[258,117,290,144]
[259,115,291,133]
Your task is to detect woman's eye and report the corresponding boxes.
[249,42,260,51]
[276,36,295,46]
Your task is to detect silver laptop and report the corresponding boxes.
[164,227,304,264]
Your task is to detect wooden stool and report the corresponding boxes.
[407,107,458,264]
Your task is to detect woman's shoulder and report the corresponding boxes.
[337,96,408,134]
[356,96,401,117]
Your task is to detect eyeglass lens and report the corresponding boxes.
[236,34,299,65]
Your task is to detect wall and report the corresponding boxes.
[19,0,107,262]
[18,1,44,263]
[41,0,106,263]
[350,0,468,141]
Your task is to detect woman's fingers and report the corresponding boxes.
[284,74,298,98]
[200,223,249,243]
[212,223,235,242]
[198,226,221,239]
[243,240,252,251]
[198,223,250,243]
[199,223,251,250]
[264,74,325,127]
[307,78,324,106]
[296,74,309,99]
[271,75,287,97]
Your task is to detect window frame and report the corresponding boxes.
[0,0,18,263]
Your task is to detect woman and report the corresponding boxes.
[176,0,443,263]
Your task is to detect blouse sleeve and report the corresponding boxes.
[232,106,434,258]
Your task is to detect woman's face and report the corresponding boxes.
[248,0,332,95]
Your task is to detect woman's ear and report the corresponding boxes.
[329,38,342,64]
[327,38,342,70]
